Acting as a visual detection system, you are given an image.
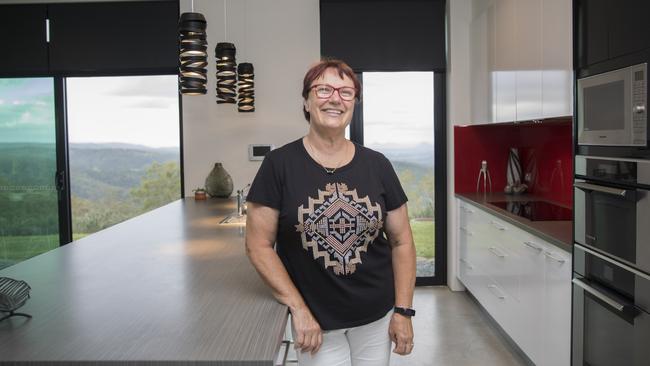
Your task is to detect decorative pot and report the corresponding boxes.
[205,163,233,198]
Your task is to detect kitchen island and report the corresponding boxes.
[0,198,288,365]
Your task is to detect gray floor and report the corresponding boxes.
[281,287,527,366]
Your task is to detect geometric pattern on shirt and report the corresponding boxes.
[295,182,383,276]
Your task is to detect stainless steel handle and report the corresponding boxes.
[572,278,624,312]
[574,182,628,197]
[459,227,473,236]
[460,258,473,270]
[523,241,543,251]
[487,284,506,299]
[575,244,650,282]
[634,105,646,114]
[544,251,566,263]
[490,220,506,231]
[488,247,507,258]
[460,206,475,214]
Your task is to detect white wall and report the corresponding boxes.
[446,0,472,291]
[180,0,320,196]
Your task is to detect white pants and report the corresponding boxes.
[290,310,392,366]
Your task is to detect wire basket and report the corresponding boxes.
[0,277,32,322]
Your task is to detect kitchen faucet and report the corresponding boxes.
[236,183,251,216]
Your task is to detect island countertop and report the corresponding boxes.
[0,198,288,365]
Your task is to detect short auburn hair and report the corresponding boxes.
[301,59,361,122]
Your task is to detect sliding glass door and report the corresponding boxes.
[351,71,445,285]
[0,78,59,269]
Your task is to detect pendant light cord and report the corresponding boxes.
[191,0,194,12]
[223,0,228,40]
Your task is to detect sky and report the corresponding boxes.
[0,75,180,148]
[362,71,434,149]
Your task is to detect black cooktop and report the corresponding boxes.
[488,201,572,221]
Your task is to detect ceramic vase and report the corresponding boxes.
[205,163,233,198]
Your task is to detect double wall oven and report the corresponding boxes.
[573,155,650,365]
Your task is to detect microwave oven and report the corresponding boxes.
[577,63,647,147]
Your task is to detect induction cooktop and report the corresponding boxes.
[488,201,572,221]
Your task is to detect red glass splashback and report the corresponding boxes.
[454,118,573,206]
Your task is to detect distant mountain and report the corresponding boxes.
[0,142,180,200]
[370,142,434,167]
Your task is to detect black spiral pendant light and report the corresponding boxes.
[178,12,208,95]
[215,42,237,104]
[237,63,255,112]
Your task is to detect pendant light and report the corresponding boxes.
[237,62,255,112]
[215,42,237,104]
[178,1,207,95]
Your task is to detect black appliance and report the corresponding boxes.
[574,155,650,274]
[489,200,572,221]
[573,155,650,365]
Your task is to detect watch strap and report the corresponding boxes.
[394,306,416,317]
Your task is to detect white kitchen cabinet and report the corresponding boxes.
[468,0,572,124]
[456,199,571,366]
[541,0,573,118]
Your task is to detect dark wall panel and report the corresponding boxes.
[48,1,179,75]
[320,0,446,71]
[0,5,49,76]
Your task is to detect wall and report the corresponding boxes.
[446,0,472,291]
[180,0,319,196]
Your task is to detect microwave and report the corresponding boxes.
[578,63,647,147]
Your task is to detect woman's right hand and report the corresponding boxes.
[290,306,323,355]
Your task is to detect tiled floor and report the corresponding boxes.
[281,287,528,366]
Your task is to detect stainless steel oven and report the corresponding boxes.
[574,155,650,274]
[577,63,647,147]
[573,244,650,366]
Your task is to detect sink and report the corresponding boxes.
[219,214,246,225]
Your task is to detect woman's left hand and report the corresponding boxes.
[389,312,414,355]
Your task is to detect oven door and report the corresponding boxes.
[574,179,650,274]
[573,245,650,366]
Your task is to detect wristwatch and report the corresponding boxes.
[394,306,416,317]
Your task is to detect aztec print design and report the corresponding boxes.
[295,183,383,275]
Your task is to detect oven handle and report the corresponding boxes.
[572,278,625,312]
[573,182,629,198]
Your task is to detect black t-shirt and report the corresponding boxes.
[246,138,408,330]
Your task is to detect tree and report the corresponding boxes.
[129,161,181,213]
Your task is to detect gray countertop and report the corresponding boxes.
[455,193,573,253]
[0,198,288,365]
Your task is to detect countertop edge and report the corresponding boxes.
[455,193,573,253]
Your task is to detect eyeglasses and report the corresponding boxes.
[310,84,357,101]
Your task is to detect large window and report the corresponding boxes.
[66,75,181,238]
[359,72,436,279]
[0,78,59,269]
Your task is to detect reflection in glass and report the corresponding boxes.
[0,78,59,269]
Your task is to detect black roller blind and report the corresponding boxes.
[0,5,49,75]
[48,1,179,75]
[320,0,446,71]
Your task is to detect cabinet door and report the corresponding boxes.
[494,0,517,123]
[514,0,542,122]
[0,4,49,75]
[542,248,571,366]
[542,0,573,118]
[608,0,650,60]
[48,1,178,74]
[576,0,609,68]
[470,8,491,124]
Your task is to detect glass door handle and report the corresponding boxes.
[55,171,66,192]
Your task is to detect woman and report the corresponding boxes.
[245,59,416,365]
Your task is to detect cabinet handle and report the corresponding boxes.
[460,206,475,214]
[572,278,624,312]
[488,246,507,258]
[460,258,474,270]
[459,227,473,236]
[487,284,506,299]
[523,241,543,251]
[490,220,506,231]
[544,251,566,263]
